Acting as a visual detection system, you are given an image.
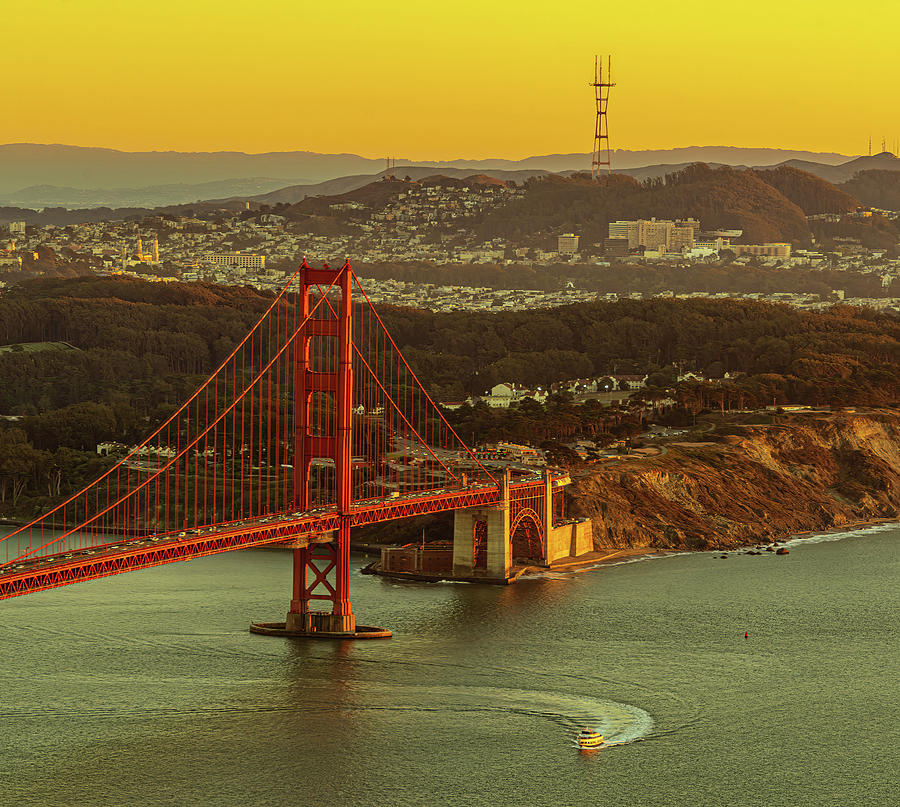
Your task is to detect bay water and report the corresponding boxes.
[1,525,897,806]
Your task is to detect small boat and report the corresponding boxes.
[575,728,605,749]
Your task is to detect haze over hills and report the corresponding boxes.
[457,146,855,174]
[245,159,897,211]
[1,178,293,210]
[0,143,859,208]
[3,162,895,245]
[612,152,900,185]
[773,152,900,184]
[247,166,552,205]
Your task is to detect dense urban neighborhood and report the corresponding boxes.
[2,168,900,313]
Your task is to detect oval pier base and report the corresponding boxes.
[250,621,392,639]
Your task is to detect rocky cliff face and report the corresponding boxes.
[572,413,900,551]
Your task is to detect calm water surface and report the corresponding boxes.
[1,526,897,806]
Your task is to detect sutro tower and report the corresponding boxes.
[590,54,615,179]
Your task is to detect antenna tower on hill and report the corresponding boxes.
[590,54,615,179]
[385,156,396,179]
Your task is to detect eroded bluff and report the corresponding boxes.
[571,413,900,551]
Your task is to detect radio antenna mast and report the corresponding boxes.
[590,54,615,179]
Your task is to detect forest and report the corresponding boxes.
[0,276,897,519]
[838,169,900,210]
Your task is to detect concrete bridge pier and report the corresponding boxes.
[251,528,392,639]
[452,473,511,580]
[449,470,593,581]
[285,531,357,635]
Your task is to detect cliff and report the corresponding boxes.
[572,412,900,550]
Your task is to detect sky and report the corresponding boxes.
[4,0,899,159]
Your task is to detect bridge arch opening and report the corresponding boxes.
[510,509,544,563]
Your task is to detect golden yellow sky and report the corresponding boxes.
[4,0,899,158]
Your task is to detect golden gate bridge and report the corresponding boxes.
[0,260,577,637]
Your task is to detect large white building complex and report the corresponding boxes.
[608,218,701,252]
[557,233,580,255]
[204,253,266,270]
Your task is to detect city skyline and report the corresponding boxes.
[4,0,899,159]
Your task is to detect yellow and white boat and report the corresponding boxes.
[575,728,605,749]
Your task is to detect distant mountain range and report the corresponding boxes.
[2,161,897,247]
[612,153,900,185]
[1,178,293,210]
[0,143,861,208]
[1,144,897,226]
[246,166,552,206]
[242,155,900,208]
[768,152,900,184]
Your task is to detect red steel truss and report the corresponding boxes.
[0,260,562,614]
[0,483,552,600]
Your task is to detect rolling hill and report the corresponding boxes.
[0,178,292,209]
[248,166,550,205]
[771,151,900,184]
[0,143,858,208]
[471,165,819,245]
[752,166,860,214]
[271,163,858,246]
[838,169,900,210]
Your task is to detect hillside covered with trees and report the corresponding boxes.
[381,297,898,403]
[751,166,860,214]
[1,276,897,415]
[474,165,860,246]
[0,277,897,518]
[839,169,900,210]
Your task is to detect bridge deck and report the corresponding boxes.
[0,478,548,600]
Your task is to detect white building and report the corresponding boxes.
[557,233,580,255]
[205,253,266,269]
[481,382,548,408]
[732,243,791,259]
[608,218,699,252]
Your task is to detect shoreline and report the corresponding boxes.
[781,515,900,541]
[562,516,900,573]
